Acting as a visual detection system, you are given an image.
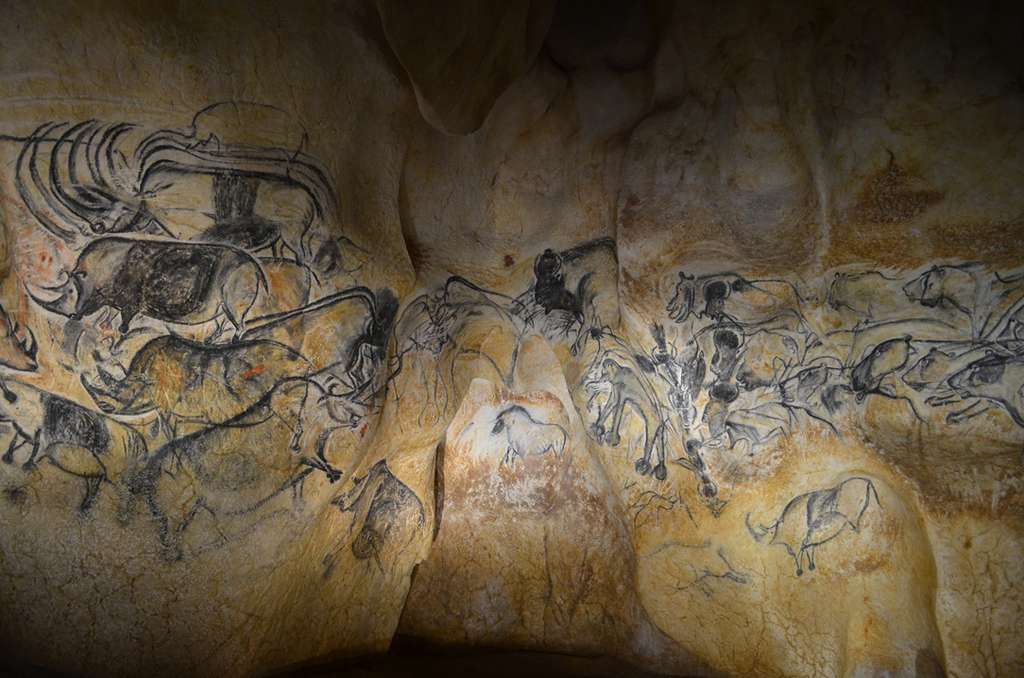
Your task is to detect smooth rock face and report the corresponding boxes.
[0,1,1021,676]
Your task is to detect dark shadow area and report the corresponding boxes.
[272,635,693,677]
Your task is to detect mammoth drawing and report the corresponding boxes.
[746,476,881,576]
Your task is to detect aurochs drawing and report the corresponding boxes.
[28,236,266,334]
[746,476,881,576]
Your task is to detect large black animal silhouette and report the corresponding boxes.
[28,236,266,335]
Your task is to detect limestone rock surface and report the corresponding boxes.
[0,1,1022,676]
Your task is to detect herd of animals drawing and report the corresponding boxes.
[1,102,1022,577]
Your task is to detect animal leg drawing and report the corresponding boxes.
[589,357,668,480]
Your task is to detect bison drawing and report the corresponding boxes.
[746,476,881,576]
[322,459,425,576]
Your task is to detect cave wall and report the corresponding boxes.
[0,1,1022,676]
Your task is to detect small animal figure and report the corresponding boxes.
[322,459,425,576]
[746,476,880,576]
[0,302,38,402]
[850,336,914,400]
[490,405,568,467]
[0,381,147,513]
[720,406,789,451]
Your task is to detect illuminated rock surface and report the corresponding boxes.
[0,1,1022,675]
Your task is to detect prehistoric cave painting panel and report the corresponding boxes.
[386,237,618,427]
[15,103,351,274]
[652,262,1024,462]
[13,102,372,354]
[3,120,1023,571]
[383,236,1024,527]
[12,278,401,557]
[745,476,881,577]
[0,102,407,563]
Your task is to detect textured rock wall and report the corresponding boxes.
[0,1,1022,675]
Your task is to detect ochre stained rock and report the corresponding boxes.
[0,1,1022,676]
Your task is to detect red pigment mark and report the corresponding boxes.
[503,254,514,267]
[359,423,368,438]
[241,364,266,380]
